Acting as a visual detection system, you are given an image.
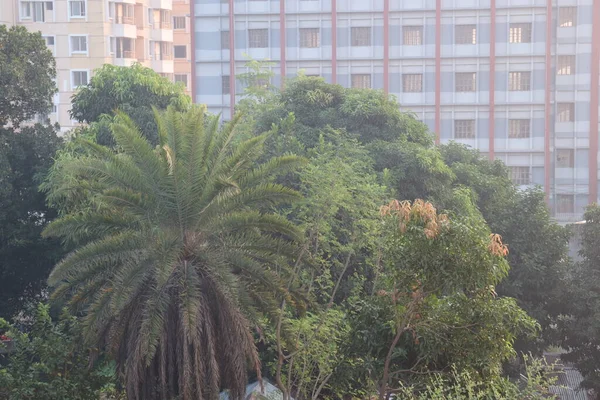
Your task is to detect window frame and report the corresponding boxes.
[221,31,230,50]
[508,119,531,138]
[70,69,89,90]
[402,73,423,93]
[351,27,371,47]
[556,194,575,214]
[556,148,575,168]
[509,22,532,43]
[403,26,423,46]
[508,71,531,91]
[455,24,477,45]
[174,74,188,88]
[173,16,186,30]
[455,72,476,92]
[248,28,269,48]
[69,34,89,55]
[454,119,476,139]
[559,6,577,27]
[173,45,187,59]
[509,166,531,185]
[557,103,575,122]
[299,27,320,48]
[222,75,231,95]
[557,55,575,75]
[351,74,371,89]
[68,0,86,19]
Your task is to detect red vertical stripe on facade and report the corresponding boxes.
[280,0,286,89]
[544,0,552,201]
[229,0,235,117]
[488,0,496,160]
[331,0,337,84]
[589,0,600,204]
[190,0,196,103]
[434,0,441,145]
[383,0,389,94]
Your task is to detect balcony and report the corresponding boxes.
[151,26,173,42]
[115,15,134,24]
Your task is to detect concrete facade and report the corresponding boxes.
[2,0,194,131]
[191,0,600,223]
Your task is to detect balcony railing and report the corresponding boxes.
[115,15,134,25]
[151,53,173,61]
[159,20,171,29]
[116,50,135,59]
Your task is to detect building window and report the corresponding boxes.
[508,119,530,138]
[173,16,186,30]
[43,35,54,46]
[174,45,187,59]
[455,72,476,92]
[71,70,88,89]
[557,55,575,75]
[222,76,230,95]
[556,149,574,168]
[351,27,371,46]
[351,74,371,89]
[556,194,575,214]
[455,24,476,45]
[557,103,575,122]
[21,2,46,22]
[248,28,268,48]
[559,7,577,27]
[402,74,423,93]
[300,28,320,48]
[160,10,171,28]
[454,120,476,139]
[510,167,531,185]
[508,71,531,91]
[174,74,187,88]
[509,23,531,43]
[221,31,230,50]
[403,26,423,45]
[70,35,87,54]
[20,2,32,18]
[69,0,85,17]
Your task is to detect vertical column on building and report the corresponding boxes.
[280,0,286,89]
[545,0,553,201]
[589,0,600,204]
[190,0,196,103]
[434,0,441,144]
[228,0,236,117]
[332,0,337,84]
[489,0,496,160]
[383,0,390,94]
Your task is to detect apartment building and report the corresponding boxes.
[172,0,192,96]
[192,0,599,223]
[1,0,194,130]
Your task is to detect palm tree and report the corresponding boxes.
[43,106,305,400]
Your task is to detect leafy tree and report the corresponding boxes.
[440,143,570,354]
[0,303,121,400]
[559,204,600,397]
[0,125,63,319]
[70,63,190,146]
[42,107,305,400]
[396,356,556,399]
[358,197,537,399]
[0,25,56,127]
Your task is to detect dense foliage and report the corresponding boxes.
[70,64,190,146]
[0,25,56,127]
[0,303,120,400]
[42,107,305,400]
[0,126,63,319]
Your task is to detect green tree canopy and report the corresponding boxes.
[0,126,63,319]
[0,25,56,127]
[42,107,305,400]
[70,64,190,146]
